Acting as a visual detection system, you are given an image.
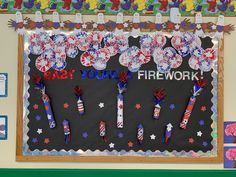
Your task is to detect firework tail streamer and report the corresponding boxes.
[74,86,84,115]
[153,88,166,119]
[180,79,208,129]
[99,120,107,142]
[117,72,128,129]
[137,123,144,145]
[33,74,56,129]
[62,119,71,144]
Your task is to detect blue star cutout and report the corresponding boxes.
[32,138,38,143]
[35,115,41,121]
[169,104,175,110]
[82,132,88,139]
[199,120,205,126]
[118,132,124,138]
[202,141,208,147]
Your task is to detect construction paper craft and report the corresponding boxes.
[224,147,236,169]
[0,73,8,97]
[0,115,7,140]
[224,122,236,144]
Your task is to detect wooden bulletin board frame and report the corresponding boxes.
[16,34,224,163]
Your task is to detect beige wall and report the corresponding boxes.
[0,14,235,169]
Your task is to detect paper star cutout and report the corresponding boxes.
[82,132,88,138]
[166,123,173,131]
[32,138,38,143]
[202,141,208,147]
[188,137,194,144]
[35,115,41,121]
[124,23,128,28]
[60,22,65,27]
[199,120,205,126]
[33,104,39,110]
[197,131,203,137]
[175,24,180,30]
[44,138,50,144]
[98,102,104,108]
[150,134,156,140]
[109,142,115,148]
[63,103,69,109]
[135,103,141,110]
[82,24,87,28]
[200,106,207,112]
[211,25,216,30]
[169,104,175,110]
[196,24,202,29]
[118,132,124,138]
[37,129,42,134]
[128,141,134,148]
[93,23,98,28]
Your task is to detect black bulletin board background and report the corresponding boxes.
[27,36,214,153]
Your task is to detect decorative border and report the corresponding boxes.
[1,0,236,17]
[0,115,8,140]
[21,30,218,158]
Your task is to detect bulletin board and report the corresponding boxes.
[15,28,224,163]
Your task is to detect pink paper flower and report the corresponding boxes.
[225,123,236,137]
[226,148,236,161]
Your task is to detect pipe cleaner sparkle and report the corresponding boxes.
[180,79,208,129]
[74,86,84,115]
[99,120,107,142]
[33,74,56,129]
[62,119,71,144]
[137,123,144,145]
[153,88,166,120]
[117,71,129,129]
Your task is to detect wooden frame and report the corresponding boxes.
[16,35,224,163]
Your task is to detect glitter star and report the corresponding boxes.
[33,104,39,110]
[118,132,124,138]
[150,134,156,140]
[98,102,104,108]
[32,138,38,143]
[44,138,50,144]
[64,103,69,109]
[201,106,207,112]
[82,132,88,138]
[128,141,134,148]
[35,115,41,121]
[199,120,205,126]
[109,142,115,148]
[135,103,141,110]
[169,104,175,110]
[197,131,203,137]
[37,129,42,134]
[188,137,194,144]
[202,141,208,147]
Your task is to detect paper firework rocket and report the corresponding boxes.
[164,123,173,144]
[62,119,71,144]
[180,79,208,129]
[99,120,107,142]
[137,123,144,145]
[153,88,166,119]
[74,86,85,115]
[117,71,129,129]
[33,74,56,129]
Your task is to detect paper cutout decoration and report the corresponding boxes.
[62,119,71,144]
[33,74,56,129]
[99,120,107,142]
[153,88,166,120]
[0,73,8,97]
[180,79,208,129]
[0,115,7,140]
[117,72,128,129]
[164,123,173,144]
[74,86,85,115]
[137,123,144,145]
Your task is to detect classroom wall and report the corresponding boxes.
[0,14,235,169]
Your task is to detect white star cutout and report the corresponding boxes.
[109,142,115,148]
[37,129,42,134]
[98,102,104,108]
[197,131,203,137]
[150,134,156,140]
[47,114,52,120]
[175,24,180,30]
[60,22,64,27]
[93,23,98,28]
[82,23,87,28]
[196,24,201,29]
[212,25,216,30]
[166,123,173,132]
[124,23,128,28]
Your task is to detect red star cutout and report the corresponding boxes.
[135,104,141,110]
[119,104,123,109]
[44,138,50,144]
[200,106,207,112]
[188,137,194,144]
[128,141,134,148]
[64,103,69,109]
[33,104,39,110]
